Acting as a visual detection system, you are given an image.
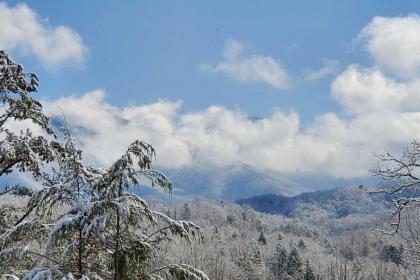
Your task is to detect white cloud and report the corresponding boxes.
[10,13,420,195]
[40,86,420,180]
[200,39,289,90]
[44,91,191,169]
[0,2,87,68]
[358,14,420,79]
[304,58,339,81]
[331,64,420,115]
[31,13,420,185]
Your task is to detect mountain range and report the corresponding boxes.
[236,186,388,219]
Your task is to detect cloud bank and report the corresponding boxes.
[0,2,87,68]
[42,86,420,181]
[200,39,289,90]
[40,14,420,184]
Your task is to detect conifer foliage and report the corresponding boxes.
[269,244,311,280]
[303,260,315,280]
[0,50,55,180]
[0,51,208,280]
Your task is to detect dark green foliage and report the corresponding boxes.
[298,239,306,249]
[286,248,303,277]
[0,50,52,133]
[304,260,315,280]
[381,244,403,265]
[181,203,192,220]
[0,185,33,197]
[0,50,57,181]
[269,244,288,279]
[258,231,267,245]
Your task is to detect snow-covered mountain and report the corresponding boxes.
[237,186,387,218]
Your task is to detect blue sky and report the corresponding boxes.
[6,0,418,121]
[3,1,420,198]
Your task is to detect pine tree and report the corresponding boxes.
[0,50,61,277]
[298,240,306,249]
[39,127,103,278]
[269,244,288,280]
[245,242,264,280]
[1,128,210,280]
[232,241,263,280]
[258,231,267,245]
[0,50,55,180]
[303,260,315,280]
[286,248,303,278]
[0,50,209,280]
[0,126,207,279]
[92,139,206,279]
[0,50,59,244]
[181,203,192,220]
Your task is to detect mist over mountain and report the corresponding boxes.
[163,165,310,200]
[237,186,388,218]
[142,165,378,201]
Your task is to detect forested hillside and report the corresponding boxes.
[237,187,386,218]
[0,192,404,280]
[153,199,403,280]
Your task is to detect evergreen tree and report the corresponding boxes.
[245,242,264,280]
[0,50,209,280]
[381,244,404,265]
[181,203,192,220]
[298,240,306,249]
[258,231,267,245]
[269,244,288,280]
[38,127,103,278]
[303,260,315,280]
[286,248,303,278]
[93,140,206,279]
[0,50,61,276]
[0,50,59,245]
[232,241,263,280]
[0,50,55,180]
[1,129,209,280]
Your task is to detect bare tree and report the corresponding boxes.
[368,140,420,278]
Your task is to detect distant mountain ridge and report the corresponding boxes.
[236,187,388,218]
[162,165,313,200]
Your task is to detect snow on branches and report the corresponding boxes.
[0,50,208,279]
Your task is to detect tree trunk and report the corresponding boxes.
[75,154,83,278]
[78,226,83,277]
[114,178,123,280]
